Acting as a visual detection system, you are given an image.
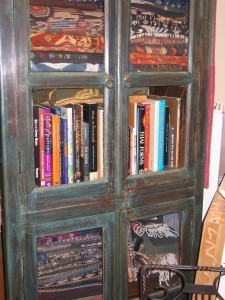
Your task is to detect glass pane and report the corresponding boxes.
[130,0,189,72]
[37,228,103,299]
[33,88,104,187]
[128,213,180,299]
[128,86,186,175]
[29,0,104,72]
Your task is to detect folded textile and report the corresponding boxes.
[30,0,100,10]
[130,36,188,45]
[30,34,104,53]
[131,0,188,17]
[31,61,103,72]
[130,44,187,56]
[30,5,104,36]
[31,51,103,64]
[130,52,187,65]
[131,64,187,72]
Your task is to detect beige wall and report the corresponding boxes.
[215,0,225,106]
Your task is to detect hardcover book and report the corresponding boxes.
[52,114,60,186]
[43,110,52,186]
[83,103,97,181]
[136,105,145,174]
[97,104,104,179]
[83,122,90,182]
[129,102,137,175]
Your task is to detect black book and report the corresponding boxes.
[83,122,90,182]
[82,103,98,181]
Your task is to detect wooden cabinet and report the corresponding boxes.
[0,0,215,299]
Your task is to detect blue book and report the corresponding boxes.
[157,100,166,171]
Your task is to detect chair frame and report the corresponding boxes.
[140,264,225,300]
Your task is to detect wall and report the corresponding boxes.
[215,0,225,106]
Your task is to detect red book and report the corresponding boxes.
[143,103,150,173]
[43,110,52,186]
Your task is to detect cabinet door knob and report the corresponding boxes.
[124,75,131,88]
[105,77,114,89]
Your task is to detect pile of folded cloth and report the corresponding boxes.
[130,0,189,72]
[30,0,104,72]
[37,228,103,299]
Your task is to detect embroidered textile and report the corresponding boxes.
[30,1,104,72]
[130,0,189,72]
[37,228,103,298]
[128,219,179,283]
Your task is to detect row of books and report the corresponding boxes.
[33,103,104,187]
[129,94,185,175]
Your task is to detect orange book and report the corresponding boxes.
[52,114,60,186]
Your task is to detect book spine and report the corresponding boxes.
[44,111,52,186]
[72,106,77,182]
[59,117,63,184]
[83,122,90,181]
[83,104,97,181]
[39,108,46,186]
[143,103,150,173]
[158,100,166,171]
[52,114,60,186]
[67,107,74,183]
[75,104,82,182]
[164,106,170,169]
[178,99,185,168]
[136,105,145,174]
[62,118,68,184]
[129,127,137,175]
[129,102,137,175]
[168,125,175,169]
[80,105,84,181]
[97,105,104,179]
[33,106,40,186]
[175,100,181,168]
[149,100,159,172]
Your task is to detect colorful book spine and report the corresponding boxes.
[149,100,159,172]
[43,110,52,186]
[83,103,97,181]
[97,104,104,179]
[158,100,166,171]
[168,125,175,169]
[143,103,150,173]
[129,102,137,175]
[66,106,74,183]
[129,127,137,176]
[39,108,48,186]
[33,105,41,186]
[136,105,145,174]
[83,122,90,182]
[74,104,82,182]
[52,114,60,186]
[72,105,77,183]
[60,107,68,184]
[164,106,170,169]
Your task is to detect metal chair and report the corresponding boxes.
[140,264,225,300]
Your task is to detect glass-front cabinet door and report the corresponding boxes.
[23,213,115,300]
[119,198,194,300]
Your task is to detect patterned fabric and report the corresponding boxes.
[31,61,103,72]
[128,219,179,283]
[30,1,104,72]
[130,0,189,72]
[31,51,103,64]
[30,34,104,52]
[37,228,103,298]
